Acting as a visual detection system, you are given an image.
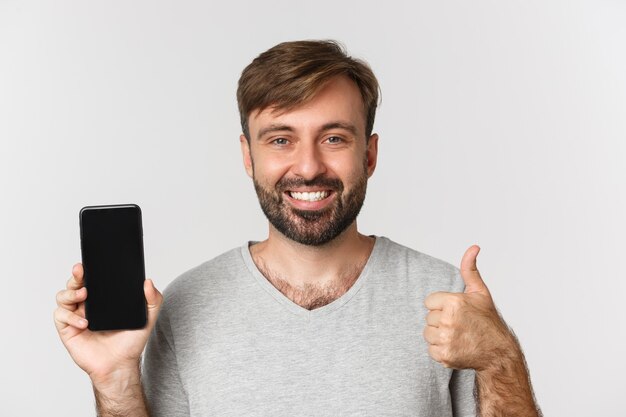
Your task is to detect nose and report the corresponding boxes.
[291,141,327,180]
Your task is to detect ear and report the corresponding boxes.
[365,133,379,178]
[240,134,254,178]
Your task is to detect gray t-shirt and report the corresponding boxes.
[143,236,476,416]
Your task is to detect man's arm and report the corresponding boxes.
[93,366,150,417]
[423,245,541,416]
[474,327,541,416]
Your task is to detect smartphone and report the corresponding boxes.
[79,204,147,331]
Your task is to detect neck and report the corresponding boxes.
[249,222,375,306]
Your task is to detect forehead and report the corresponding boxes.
[248,76,366,137]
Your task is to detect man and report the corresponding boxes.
[55,40,541,416]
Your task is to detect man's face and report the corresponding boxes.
[240,76,379,246]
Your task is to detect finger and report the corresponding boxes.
[144,279,163,328]
[423,325,442,345]
[426,310,442,327]
[53,306,88,332]
[428,344,444,364]
[66,263,84,290]
[424,291,448,311]
[56,287,87,310]
[460,245,487,294]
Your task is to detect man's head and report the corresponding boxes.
[237,40,380,246]
[237,40,379,142]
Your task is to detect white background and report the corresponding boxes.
[1,0,625,415]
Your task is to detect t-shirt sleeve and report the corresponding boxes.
[142,302,190,417]
[450,368,477,417]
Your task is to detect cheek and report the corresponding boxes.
[330,154,368,182]
[252,154,291,184]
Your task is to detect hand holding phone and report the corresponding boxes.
[53,204,163,387]
[54,264,162,384]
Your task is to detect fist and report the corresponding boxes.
[423,245,513,371]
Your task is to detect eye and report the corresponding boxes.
[271,137,289,146]
[326,136,343,144]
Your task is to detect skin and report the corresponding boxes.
[55,74,540,416]
[54,264,161,416]
[240,76,379,293]
[424,246,542,416]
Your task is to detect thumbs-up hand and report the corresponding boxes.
[423,245,514,371]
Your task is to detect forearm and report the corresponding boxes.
[475,334,541,417]
[92,366,150,417]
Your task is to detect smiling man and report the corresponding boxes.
[240,73,378,311]
[55,40,541,417]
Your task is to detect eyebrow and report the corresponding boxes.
[256,124,294,140]
[321,122,359,136]
[256,121,359,141]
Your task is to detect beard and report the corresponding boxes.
[253,165,368,246]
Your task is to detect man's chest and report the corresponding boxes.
[172,309,455,416]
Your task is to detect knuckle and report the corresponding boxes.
[438,314,451,328]
[441,327,459,346]
[422,326,430,341]
[428,345,439,361]
[425,311,433,324]
[439,329,451,345]
[53,306,66,322]
[447,294,464,309]
[55,290,67,305]
[439,346,452,365]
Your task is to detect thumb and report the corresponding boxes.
[144,278,163,328]
[460,245,488,294]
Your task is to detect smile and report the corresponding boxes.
[287,190,331,202]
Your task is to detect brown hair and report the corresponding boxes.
[237,40,380,141]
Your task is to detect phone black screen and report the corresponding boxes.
[79,204,147,331]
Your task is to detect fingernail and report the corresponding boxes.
[79,319,88,327]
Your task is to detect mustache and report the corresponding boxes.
[276,176,344,192]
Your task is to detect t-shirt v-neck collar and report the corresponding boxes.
[240,236,385,319]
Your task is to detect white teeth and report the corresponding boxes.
[289,191,329,202]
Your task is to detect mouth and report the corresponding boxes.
[284,189,335,210]
[287,190,331,202]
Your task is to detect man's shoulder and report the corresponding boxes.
[376,236,464,292]
[378,236,458,271]
[161,245,247,302]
